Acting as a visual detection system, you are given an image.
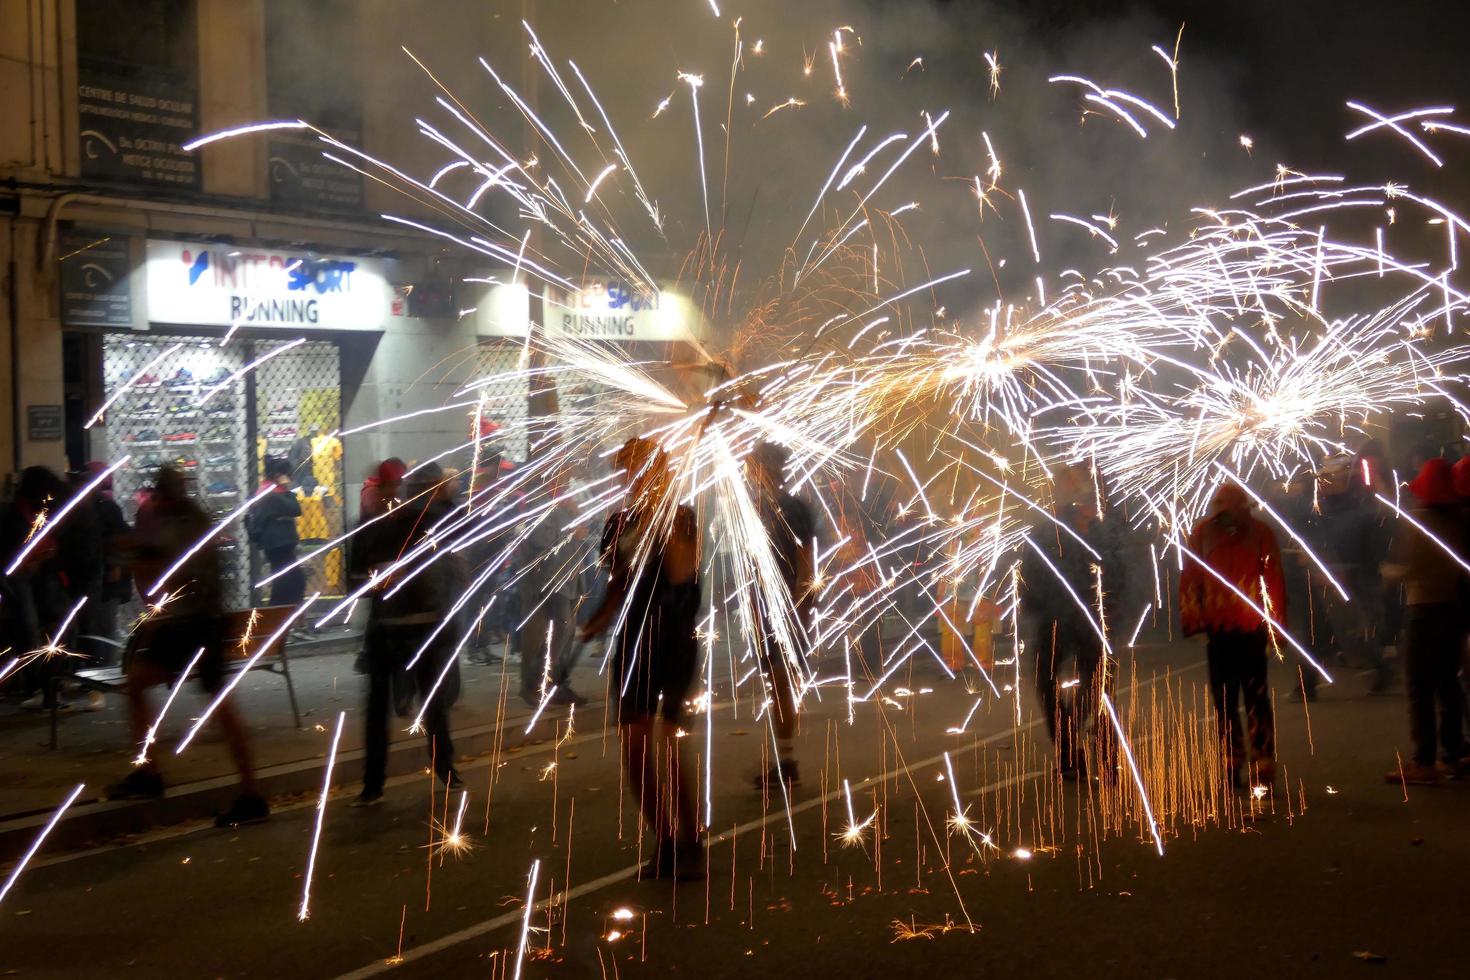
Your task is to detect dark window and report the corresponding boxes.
[75,0,200,190]
[264,0,364,210]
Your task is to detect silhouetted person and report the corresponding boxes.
[520,478,589,707]
[350,462,464,806]
[1180,483,1286,790]
[1380,459,1467,786]
[359,457,405,521]
[746,441,816,789]
[83,461,133,667]
[250,456,305,608]
[1276,474,1335,703]
[1022,464,1125,781]
[8,467,97,710]
[580,438,703,879]
[108,465,267,827]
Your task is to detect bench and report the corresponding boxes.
[54,605,302,749]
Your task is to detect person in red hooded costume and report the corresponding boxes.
[1180,483,1287,788]
[1380,458,1468,785]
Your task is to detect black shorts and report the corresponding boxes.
[136,616,226,694]
[611,636,698,725]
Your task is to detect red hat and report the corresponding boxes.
[1408,458,1458,506]
[377,458,407,485]
[1453,456,1470,499]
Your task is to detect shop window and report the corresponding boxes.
[97,335,346,613]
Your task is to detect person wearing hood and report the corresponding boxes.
[1380,458,1468,785]
[1180,482,1287,789]
[359,457,406,521]
[348,462,465,806]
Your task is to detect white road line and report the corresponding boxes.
[329,661,1204,980]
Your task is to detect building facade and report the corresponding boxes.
[1,0,706,604]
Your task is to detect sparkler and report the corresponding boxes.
[5,458,130,576]
[134,646,205,767]
[167,10,1470,954]
[1,784,85,905]
[513,859,541,980]
[299,711,346,922]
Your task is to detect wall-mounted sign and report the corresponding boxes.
[75,0,200,191]
[475,280,700,343]
[144,240,391,331]
[27,405,64,442]
[59,234,135,327]
[548,281,699,343]
[77,66,200,190]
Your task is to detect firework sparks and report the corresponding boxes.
[298,711,346,922]
[0,784,85,906]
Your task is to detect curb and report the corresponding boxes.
[0,698,570,861]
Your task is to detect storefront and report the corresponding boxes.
[472,277,709,460]
[62,235,396,606]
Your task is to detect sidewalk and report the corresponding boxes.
[0,613,939,859]
[0,636,614,858]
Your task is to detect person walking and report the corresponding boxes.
[579,438,703,880]
[745,442,816,789]
[84,460,133,667]
[250,456,305,608]
[519,479,589,707]
[349,462,464,806]
[1276,474,1336,703]
[1022,464,1125,781]
[1380,458,1468,785]
[107,465,268,827]
[1180,483,1287,790]
[9,467,95,710]
[359,457,405,521]
[1318,453,1394,693]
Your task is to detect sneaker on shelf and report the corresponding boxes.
[163,431,197,443]
[135,373,161,387]
[205,481,239,496]
[108,768,166,800]
[203,426,232,443]
[175,456,199,469]
[132,401,160,418]
[204,404,235,419]
[200,367,232,386]
[268,403,294,418]
[125,429,162,445]
[269,427,298,441]
[203,454,233,467]
[165,368,195,388]
[214,792,270,828]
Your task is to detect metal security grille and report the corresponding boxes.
[252,340,345,600]
[473,340,529,463]
[100,334,253,608]
[97,334,345,611]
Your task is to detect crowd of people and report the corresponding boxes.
[4,432,1467,868]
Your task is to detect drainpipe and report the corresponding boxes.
[9,222,22,471]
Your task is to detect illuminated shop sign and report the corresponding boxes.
[145,240,391,330]
[474,279,701,342]
[552,281,699,342]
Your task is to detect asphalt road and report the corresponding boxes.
[3,642,1466,979]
